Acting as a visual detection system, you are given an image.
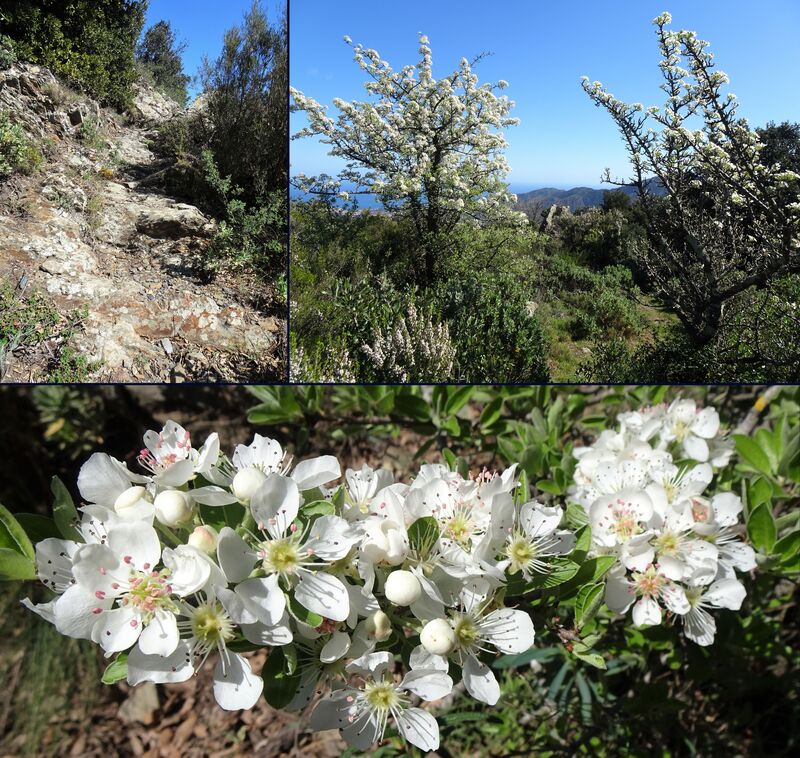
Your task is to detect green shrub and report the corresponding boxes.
[432,272,550,382]
[202,151,286,277]
[4,1,146,110]
[135,20,189,105]
[0,112,43,177]
[0,34,16,68]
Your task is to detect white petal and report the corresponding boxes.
[409,644,449,672]
[217,526,257,583]
[304,515,358,561]
[295,572,350,622]
[703,578,746,610]
[217,587,258,624]
[632,597,662,627]
[709,492,743,526]
[157,459,195,487]
[481,608,535,654]
[54,584,112,639]
[520,502,561,538]
[106,522,161,572]
[291,455,341,490]
[241,616,294,647]
[692,408,720,438]
[315,630,349,663]
[235,575,286,626]
[213,652,264,710]
[137,610,179,656]
[720,541,756,572]
[657,554,685,581]
[341,711,380,750]
[309,693,348,731]
[346,650,393,678]
[396,707,440,752]
[683,435,709,462]
[400,669,453,700]
[161,545,211,596]
[462,654,500,705]
[78,453,132,505]
[251,474,299,538]
[21,597,58,624]
[233,434,283,471]
[127,640,194,685]
[92,606,141,653]
[190,486,239,506]
[604,574,635,614]
[683,606,716,646]
[661,583,691,615]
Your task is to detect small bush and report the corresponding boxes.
[433,272,551,382]
[0,112,43,177]
[0,34,16,69]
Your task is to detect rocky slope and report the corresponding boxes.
[0,63,285,382]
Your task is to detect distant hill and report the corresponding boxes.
[515,179,665,214]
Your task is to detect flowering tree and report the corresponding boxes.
[291,35,525,280]
[582,13,800,349]
[3,390,791,753]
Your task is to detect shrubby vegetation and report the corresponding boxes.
[135,19,189,105]
[291,17,799,382]
[152,3,288,281]
[3,0,147,109]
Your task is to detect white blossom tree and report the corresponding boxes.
[582,12,800,349]
[291,34,525,280]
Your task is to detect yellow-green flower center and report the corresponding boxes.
[191,601,235,646]
[260,538,300,574]
[654,531,680,555]
[453,614,480,647]
[506,535,536,572]
[364,681,402,711]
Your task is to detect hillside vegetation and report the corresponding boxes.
[290,18,800,383]
[0,2,287,381]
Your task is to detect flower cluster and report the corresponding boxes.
[21,404,757,750]
[22,421,571,751]
[570,398,754,645]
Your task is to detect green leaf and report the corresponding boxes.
[394,393,431,422]
[102,653,128,685]
[288,595,323,628]
[747,477,773,512]
[51,476,81,541]
[0,503,35,560]
[748,503,777,554]
[536,480,562,495]
[574,650,606,670]
[407,516,439,553]
[734,435,774,477]
[775,530,800,561]
[15,513,61,543]
[0,548,36,580]
[301,500,335,518]
[444,386,475,416]
[262,648,301,709]
[575,582,605,629]
[528,558,581,589]
[565,503,590,530]
[493,647,560,669]
[480,397,503,429]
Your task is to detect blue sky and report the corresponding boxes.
[290,0,800,189]
[143,0,286,98]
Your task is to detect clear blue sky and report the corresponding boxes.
[290,0,800,189]
[143,0,286,98]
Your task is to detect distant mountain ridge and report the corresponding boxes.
[515,179,665,212]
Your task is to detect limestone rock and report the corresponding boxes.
[136,202,212,239]
[130,81,181,124]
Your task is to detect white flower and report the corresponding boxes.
[660,399,720,462]
[682,578,746,645]
[605,565,690,627]
[384,569,421,606]
[499,502,575,581]
[310,651,451,751]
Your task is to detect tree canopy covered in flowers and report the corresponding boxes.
[291,34,525,279]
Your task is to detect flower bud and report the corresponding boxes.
[232,467,266,502]
[384,570,421,606]
[154,490,193,527]
[113,485,148,514]
[365,609,392,642]
[188,524,218,553]
[420,618,456,656]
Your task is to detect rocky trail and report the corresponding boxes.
[0,63,285,382]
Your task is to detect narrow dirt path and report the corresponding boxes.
[0,63,285,382]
